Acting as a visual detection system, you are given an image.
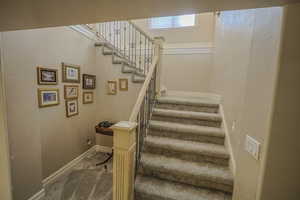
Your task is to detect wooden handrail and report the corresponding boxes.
[129,55,159,122]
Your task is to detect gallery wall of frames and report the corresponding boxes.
[37,63,129,117]
[37,63,96,117]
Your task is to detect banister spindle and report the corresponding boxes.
[144,35,147,74]
[114,21,116,50]
[130,24,134,65]
[124,22,127,59]
[139,32,142,73]
[146,38,149,73]
[118,22,121,54]
[109,22,112,44]
[135,29,137,69]
[129,23,131,64]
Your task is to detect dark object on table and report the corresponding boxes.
[98,121,114,128]
[95,121,114,136]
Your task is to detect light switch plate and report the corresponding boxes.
[245,135,260,160]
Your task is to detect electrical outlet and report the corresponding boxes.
[245,135,260,160]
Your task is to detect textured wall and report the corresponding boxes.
[2,26,141,199]
[161,52,213,93]
[0,34,13,200]
[133,13,215,44]
[211,7,283,200]
[258,4,300,200]
[94,47,142,147]
[0,0,296,31]
[133,13,215,93]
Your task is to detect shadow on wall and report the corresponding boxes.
[1,26,142,200]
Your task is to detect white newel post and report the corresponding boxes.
[112,121,137,200]
[153,37,165,96]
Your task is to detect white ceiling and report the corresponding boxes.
[0,0,299,31]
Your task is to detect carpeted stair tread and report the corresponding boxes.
[157,96,219,108]
[149,120,225,138]
[144,135,229,160]
[139,153,233,192]
[135,175,231,200]
[153,108,222,122]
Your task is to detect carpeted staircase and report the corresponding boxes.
[135,95,234,200]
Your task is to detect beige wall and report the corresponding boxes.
[94,48,142,147]
[161,52,213,93]
[211,7,283,200]
[133,13,215,93]
[133,13,215,44]
[0,33,13,200]
[2,26,141,199]
[258,4,300,200]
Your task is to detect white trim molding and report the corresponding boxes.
[69,25,100,41]
[219,104,236,176]
[162,42,214,55]
[27,189,45,200]
[42,146,97,186]
[95,145,113,153]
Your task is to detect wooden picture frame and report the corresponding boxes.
[62,63,80,83]
[107,81,117,95]
[83,92,93,104]
[37,67,58,85]
[119,78,128,91]
[64,85,79,99]
[82,74,96,89]
[38,88,60,108]
[65,99,79,117]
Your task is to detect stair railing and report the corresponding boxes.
[96,21,155,76]
[111,36,164,200]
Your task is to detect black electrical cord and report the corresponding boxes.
[96,152,113,166]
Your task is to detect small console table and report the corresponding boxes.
[95,125,114,166]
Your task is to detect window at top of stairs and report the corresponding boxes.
[149,14,195,29]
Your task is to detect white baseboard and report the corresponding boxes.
[42,146,97,187]
[219,104,236,176]
[162,42,213,55]
[27,189,45,200]
[95,145,113,153]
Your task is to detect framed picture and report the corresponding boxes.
[83,92,93,104]
[38,89,60,108]
[62,63,80,83]
[65,99,79,117]
[83,74,96,89]
[64,85,79,99]
[37,67,58,85]
[119,78,128,91]
[107,81,117,95]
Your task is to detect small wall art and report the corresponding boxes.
[37,67,58,85]
[107,81,117,95]
[83,74,96,89]
[62,63,80,83]
[119,78,128,91]
[83,92,93,104]
[64,85,79,99]
[65,99,79,117]
[38,88,60,108]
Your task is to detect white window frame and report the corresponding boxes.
[149,14,196,30]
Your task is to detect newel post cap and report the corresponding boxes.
[111,121,137,132]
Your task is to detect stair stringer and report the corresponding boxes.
[95,42,145,84]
